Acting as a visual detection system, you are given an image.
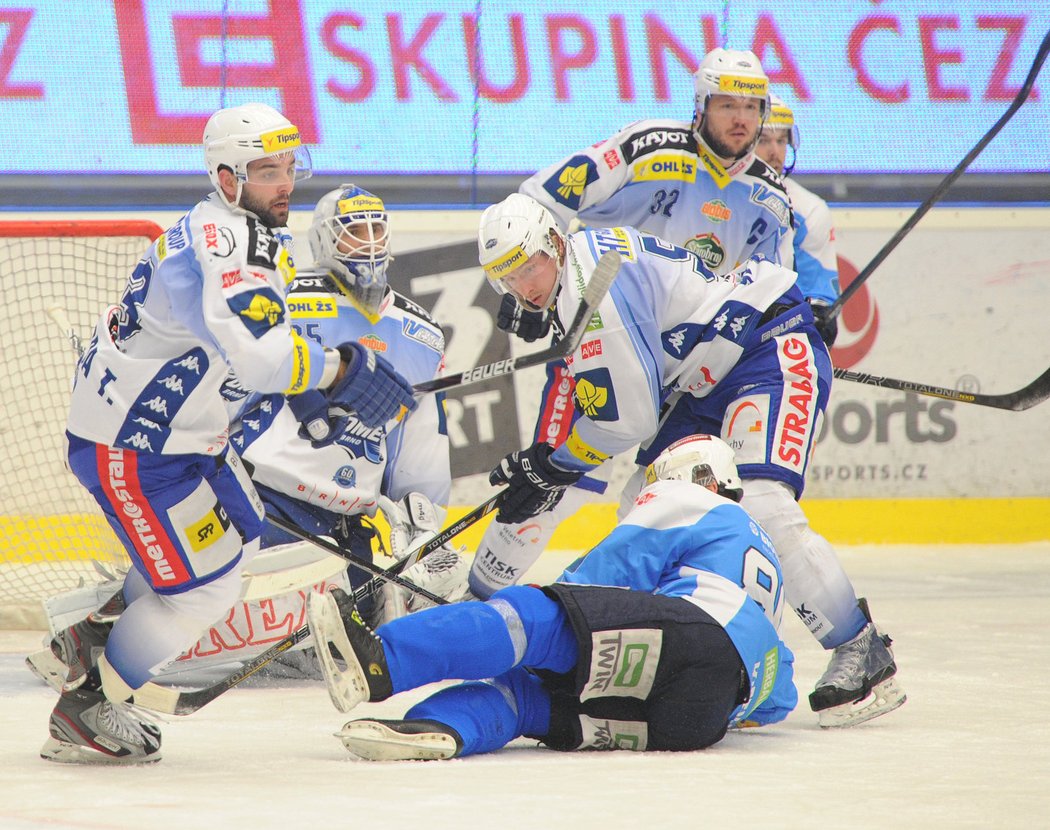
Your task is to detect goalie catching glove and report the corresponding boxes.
[489,442,583,524]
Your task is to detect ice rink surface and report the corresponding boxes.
[1,543,1048,830]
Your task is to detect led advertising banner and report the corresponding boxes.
[1,1,1048,176]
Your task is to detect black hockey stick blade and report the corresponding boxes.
[413,249,622,395]
[834,365,1050,411]
[828,26,1050,320]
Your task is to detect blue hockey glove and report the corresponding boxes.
[489,442,583,524]
[496,293,552,343]
[286,388,348,448]
[810,300,839,347]
[329,342,417,428]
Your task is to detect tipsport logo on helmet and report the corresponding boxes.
[337,195,384,214]
[260,126,301,152]
[718,75,769,97]
[483,245,527,279]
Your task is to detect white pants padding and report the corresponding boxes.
[741,479,866,650]
[107,540,258,689]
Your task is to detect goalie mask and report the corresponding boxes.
[203,103,312,212]
[692,48,770,158]
[645,434,744,503]
[309,184,391,316]
[477,193,563,312]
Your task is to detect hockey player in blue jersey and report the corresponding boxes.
[306,434,796,760]
[40,106,417,765]
[474,47,796,611]
[755,95,841,346]
[473,194,905,730]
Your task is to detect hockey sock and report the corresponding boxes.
[405,668,551,756]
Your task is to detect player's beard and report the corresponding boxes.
[700,122,755,163]
[240,189,289,229]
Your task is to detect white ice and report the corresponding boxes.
[1,544,1048,830]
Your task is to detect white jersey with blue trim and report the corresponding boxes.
[557,478,790,722]
[548,226,799,473]
[66,194,331,456]
[786,177,840,305]
[520,117,793,274]
[230,275,450,516]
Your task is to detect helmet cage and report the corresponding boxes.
[762,95,800,176]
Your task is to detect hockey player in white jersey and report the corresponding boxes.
[477,48,796,604]
[308,434,796,760]
[473,194,905,729]
[755,94,841,346]
[39,106,417,765]
[29,185,462,693]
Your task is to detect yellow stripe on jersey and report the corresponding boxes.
[564,429,611,467]
[285,330,311,394]
[695,143,732,189]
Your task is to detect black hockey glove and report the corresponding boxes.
[496,293,552,343]
[810,301,839,347]
[489,442,583,524]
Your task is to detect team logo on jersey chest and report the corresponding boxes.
[574,368,618,421]
[541,155,599,209]
[227,288,285,338]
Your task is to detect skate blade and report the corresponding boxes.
[335,721,458,762]
[817,676,907,729]
[306,592,369,714]
[25,650,66,693]
[40,736,162,765]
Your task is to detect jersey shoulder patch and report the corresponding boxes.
[392,292,445,353]
[745,159,789,195]
[392,291,440,329]
[620,121,696,164]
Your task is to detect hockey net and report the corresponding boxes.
[0,220,163,629]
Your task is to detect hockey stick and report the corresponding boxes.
[827,26,1050,320]
[833,365,1050,411]
[130,496,501,716]
[413,249,622,394]
[45,304,85,357]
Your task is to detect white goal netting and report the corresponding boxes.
[0,221,162,628]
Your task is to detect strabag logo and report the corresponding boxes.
[774,336,817,473]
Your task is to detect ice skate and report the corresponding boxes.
[809,601,906,728]
[41,687,162,765]
[336,718,462,761]
[26,614,114,692]
[307,588,393,713]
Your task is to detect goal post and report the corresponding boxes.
[0,219,163,628]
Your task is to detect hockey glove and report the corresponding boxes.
[328,342,417,428]
[378,492,445,563]
[489,442,583,525]
[810,300,839,347]
[496,293,552,343]
[287,388,347,448]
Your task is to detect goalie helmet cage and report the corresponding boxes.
[0,220,163,629]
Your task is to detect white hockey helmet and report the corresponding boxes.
[693,48,770,118]
[645,434,744,502]
[309,184,391,316]
[762,93,800,175]
[477,193,563,310]
[203,103,312,210]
